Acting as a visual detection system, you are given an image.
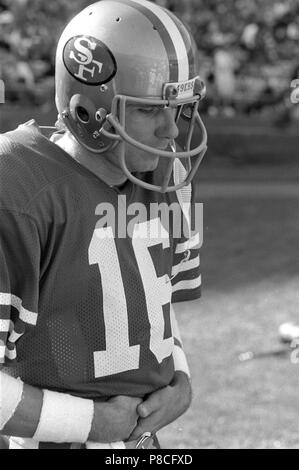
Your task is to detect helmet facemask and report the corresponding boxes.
[55,0,208,192]
[97,78,207,192]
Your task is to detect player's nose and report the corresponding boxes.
[155,107,179,141]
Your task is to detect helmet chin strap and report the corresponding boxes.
[170,139,176,153]
[159,141,177,193]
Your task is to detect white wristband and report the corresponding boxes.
[33,389,94,443]
[173,345,190,378]
[0,373,24,430]
[86,440,126,449]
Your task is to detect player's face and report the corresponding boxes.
[114,104,179,173]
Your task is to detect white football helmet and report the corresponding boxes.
[55,0,207,192]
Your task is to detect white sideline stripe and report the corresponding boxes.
[172,275,201,293]
[171,255,200,277]
[197,182,299,198]
[136,0,189,81]
[0,343,5,359]
[176,233,200,253]
[0,293,38,325]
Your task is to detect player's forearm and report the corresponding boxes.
[0,372,143,444]
[171,371,192,412]
[0,371,94,443]
[1,378,43,438]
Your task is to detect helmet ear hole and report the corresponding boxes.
[69,94,95,123]
[76,106,90,123]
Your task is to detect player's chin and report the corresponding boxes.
[145,158,160,172]
[134,155,160,172]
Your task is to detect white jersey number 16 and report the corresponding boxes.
[88,218,174,378]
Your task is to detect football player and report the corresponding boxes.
[0,0,207,449]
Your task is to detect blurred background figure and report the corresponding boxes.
[0,0,297,121]
[214,46,237,116]
[1,0,299,123]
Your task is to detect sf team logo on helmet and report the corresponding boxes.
[63,35,117,85]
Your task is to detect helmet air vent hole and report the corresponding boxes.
[115,17,121,22]
[100,84,108,92]
[76,106,90,123]
[153,25,157,30]
[89,11,93,15]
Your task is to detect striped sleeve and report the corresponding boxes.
[171,159,201,303]
[0,209,40,366]
[171,231,201,303]
[170,305,190,377]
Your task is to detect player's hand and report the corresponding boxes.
[128,371,192,441]
[88,395,143,443]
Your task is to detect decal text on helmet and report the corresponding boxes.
[163,78,196,100]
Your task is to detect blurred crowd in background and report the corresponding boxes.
[1,0,299,124]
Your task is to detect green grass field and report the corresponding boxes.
[2,106,299,448]
[160,193,299,449]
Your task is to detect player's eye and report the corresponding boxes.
[137,106,158,115]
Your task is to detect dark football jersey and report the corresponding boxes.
[0,121,201,402]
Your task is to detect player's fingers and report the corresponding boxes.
[128,425,142,441]
[129,422,152,441]
[110,395,143,409]
[130,413,160,440]
[137,393,161,418]
[137,403,149,418]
